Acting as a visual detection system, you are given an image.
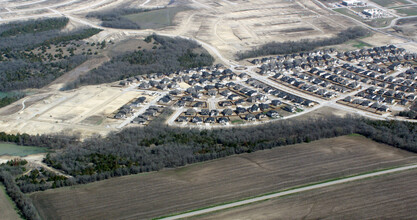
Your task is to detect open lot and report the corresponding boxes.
[0,184,21,220]
[30,135,417,220]
[124,7,188,29]
[0,85,152,137]
[169,0,357,59]
[201,168,417,219]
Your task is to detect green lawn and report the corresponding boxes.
[0,143,48,157]
[395,6,417,16]
[0,92,25,108]
[351,40,372,48]
[123,7,187,29]
[371,0,410,7]
[0,92,11,98]
[231,119,245,124]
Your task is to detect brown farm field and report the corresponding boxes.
[201,169,417,220]
[30,135,417,220]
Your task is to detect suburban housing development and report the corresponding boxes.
[1,0,417,220]
[109,45,416,128]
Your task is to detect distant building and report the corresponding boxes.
[362,9,386,18]
[342,0,364,6]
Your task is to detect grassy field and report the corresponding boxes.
[201,169,417,219]
[0,184,21,220]
[30,135,417,220]
[0,143,47,157]
[371,0,410,7]
[123,7,187,29]
[0,92,10,99]
[351,40,373,48]
[395,6,417,16]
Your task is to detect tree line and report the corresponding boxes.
[236,27,370,60]
[0,17,69,38]
[0,162,41,220]
[63,34,214,90]
[1,116,417,218]
[2,116,417,191]
[0,92,25,108]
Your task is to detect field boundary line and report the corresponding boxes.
[156,163,417,220]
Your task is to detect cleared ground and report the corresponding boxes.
[0,85,152,137]
[0,184,21,220]
[201,169,417,219]
[30,135,417,220]
[169,0,357,59]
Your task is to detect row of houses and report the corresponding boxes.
[244,78,316,107]
[251,48,337,65]
[177,116,230,125]
[177,109,282,125]
[258,56,339,75]
[131,106,164,124]
[342,96,390,112]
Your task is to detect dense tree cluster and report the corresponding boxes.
[1,115,417,220]
[16,167,68,193]
[0,132,80,149]
[86,8,152,29]
[0,92,25,108]
[398,102,417,119]
[0,17,69,38]
[43,115,358,181]
[359,120,417,152]
[0,163,41,220]
[0,18,102,92]
[0,55,87,91]
[63,34,214,90]
[6,116,416,189]
[236,27,370,60]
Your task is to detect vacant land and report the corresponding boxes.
[0,184,21,220]
[0,85,148,137]
[201,169,417,219]
[124,7,188,29]
[30,135,417,219]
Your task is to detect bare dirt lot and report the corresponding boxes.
[201,168,417,220]
[30,135,417,220]
[169,0,358,59]
[0,85,151,137]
